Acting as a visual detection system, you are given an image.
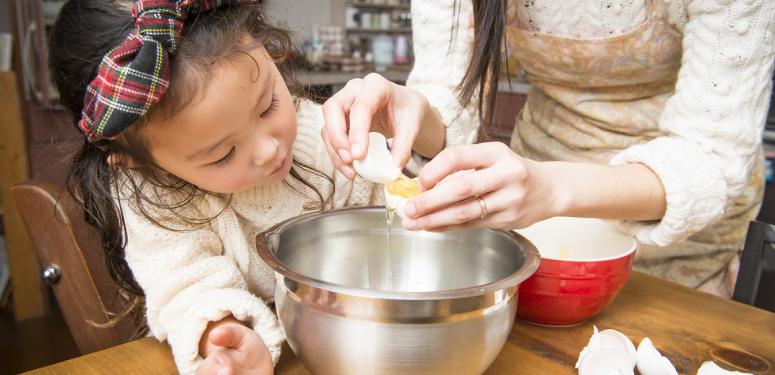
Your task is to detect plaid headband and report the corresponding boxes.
[78,0,257,143]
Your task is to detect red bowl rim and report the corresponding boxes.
[538,237,638,263]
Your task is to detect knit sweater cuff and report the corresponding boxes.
[164,288,285,375]
[406,0,478,148]
[609,137,727,247]
[410,84,480,147]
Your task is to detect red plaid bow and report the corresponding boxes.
[78,0,257,143]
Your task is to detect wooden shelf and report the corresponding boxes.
[297,70,410,86]
[347,2,410,11]
[346,28,412,34]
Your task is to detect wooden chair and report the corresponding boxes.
[733,220,775,313]
[10,181,140,354]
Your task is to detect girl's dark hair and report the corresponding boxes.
[49,1,331,303]
[456,0,507,139]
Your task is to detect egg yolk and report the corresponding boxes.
[385,177,421,198]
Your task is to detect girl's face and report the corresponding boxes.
[142,45,297,194]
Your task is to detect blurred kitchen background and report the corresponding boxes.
[0,0,773,373]
[266,0,416,100]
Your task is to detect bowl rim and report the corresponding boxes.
[537,238,638,263]
[514,217,639,263]
[257,206,541,300]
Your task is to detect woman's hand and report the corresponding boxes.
[401,142,561,231]
[400,142,667,232]
[321,73,445,179]
[196,317,273,375]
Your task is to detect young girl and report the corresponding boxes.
[48,1,446,374]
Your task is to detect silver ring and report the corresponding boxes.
[478,197,488,220]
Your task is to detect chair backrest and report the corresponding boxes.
[10,181,139,354]
[733,220,775,312]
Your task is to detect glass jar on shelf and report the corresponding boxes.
[371,34,394,72]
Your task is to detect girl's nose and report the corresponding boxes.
[253,136,280,167]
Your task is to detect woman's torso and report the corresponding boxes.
[504,0,764,291]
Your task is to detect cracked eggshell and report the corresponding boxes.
[577,328,752,375]
[352,132,401,184]
[385,185,409,219]
[636,338,678,375]
[576,326,637,375]
[384,177,421,219]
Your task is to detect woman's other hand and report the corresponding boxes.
[321,73,445,179]
[400,142,559,231]
[401,142,667,232]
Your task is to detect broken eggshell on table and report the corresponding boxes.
[576,326,752,375]
[352,132,419,218]
[575,326,637,375]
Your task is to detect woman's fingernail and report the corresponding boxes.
[402,219,417,230]
[351,143,362,158]
[337,149,351,163]
[217,367,230,375]
[405,202,417,217]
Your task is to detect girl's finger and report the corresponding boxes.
[208,324,247,350]
[322,79,361,161]
[216,365,233,375]
[214,351,236,375]
[197,350,234,375]
[195,353,221,375]
[347,73,392,160]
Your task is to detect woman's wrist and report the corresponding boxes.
[537,160,666,222]
[410,90,445,158]
[528,159,573,219]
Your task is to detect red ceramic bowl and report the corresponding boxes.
[515,217,638,326]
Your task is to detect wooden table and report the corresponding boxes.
[24,272,775,374]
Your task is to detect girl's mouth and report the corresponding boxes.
[268,156,288,175]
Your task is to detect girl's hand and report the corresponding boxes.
[321,73,445,179]
[196,318,273,375]
[400,142,561,232]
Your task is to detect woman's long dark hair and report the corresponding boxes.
[49,1,332,303]
[456,0,507,138]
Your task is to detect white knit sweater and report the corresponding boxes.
[117,101,382,374]
[407,0,775,246]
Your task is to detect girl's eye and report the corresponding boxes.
[213,146,236,168]
[260,94,279,118]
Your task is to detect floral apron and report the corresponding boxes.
[505,0,764,296]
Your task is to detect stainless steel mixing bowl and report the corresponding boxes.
[257,207,540,375]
